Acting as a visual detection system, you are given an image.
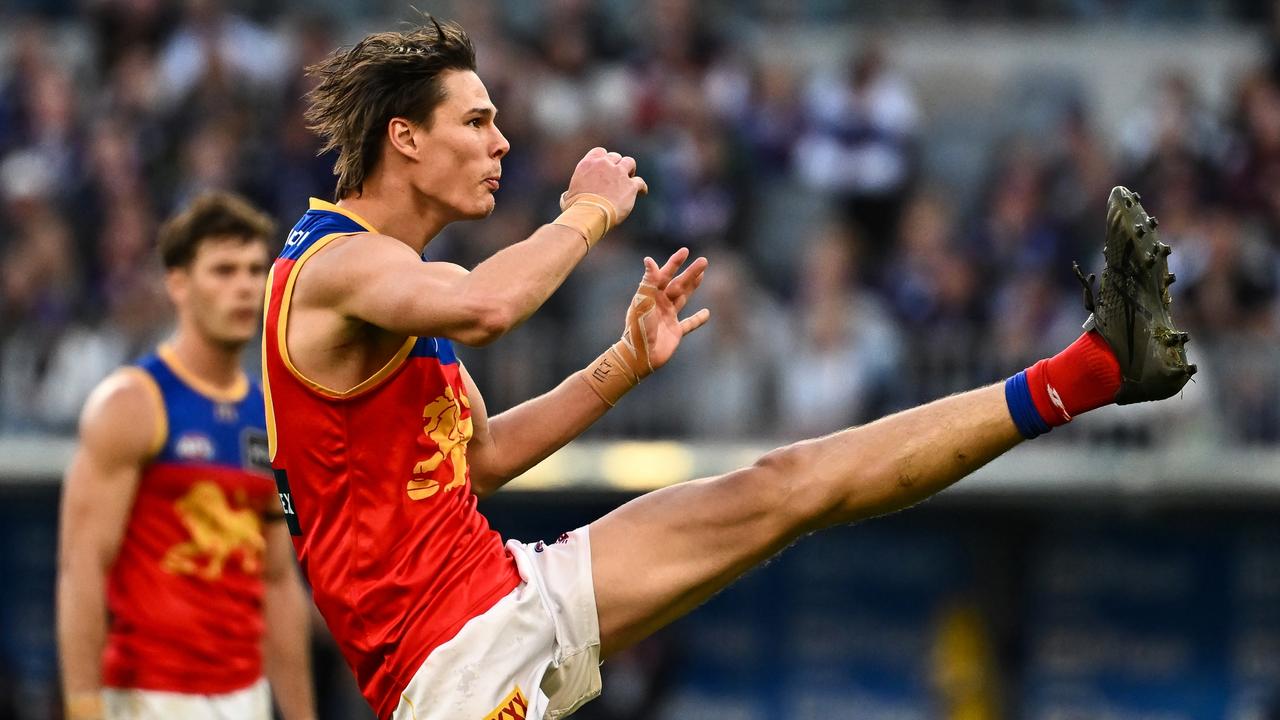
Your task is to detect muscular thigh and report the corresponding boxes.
[589,454,820,657]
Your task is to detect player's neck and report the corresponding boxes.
[165,330,245,391]
[338,181,449,254]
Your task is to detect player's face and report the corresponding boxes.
[410,69,509,220]
[169,236,270,348]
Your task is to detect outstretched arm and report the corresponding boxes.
[466,249,710,496]
[309,148,647,347]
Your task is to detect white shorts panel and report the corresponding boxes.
[394,528,601,720]
[102,678,269,720]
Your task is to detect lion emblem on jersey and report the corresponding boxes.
[162,481,264,579]
[407,385,473,500]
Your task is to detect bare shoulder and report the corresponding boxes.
[305,232,417,274]
[300,232,448,287]
[296,231,470,306]
[78,368,163,462]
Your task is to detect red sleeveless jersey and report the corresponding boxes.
[104,346,276,694]
[263,199,521,718]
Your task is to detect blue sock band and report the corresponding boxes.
[1005,371,1051,440]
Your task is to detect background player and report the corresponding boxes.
[56,193,316,720]
[268,18,1193,720]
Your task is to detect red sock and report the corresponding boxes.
[1023,331,1122,426]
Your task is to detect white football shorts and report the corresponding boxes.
[393,527,602,720]
[102,677,269,720]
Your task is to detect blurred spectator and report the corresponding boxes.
[970,143,1070,288]
[0,0,1272,448]
[794,41,920,267]
[651,111,744,255]
[738,60,803,180]
[1226,71,1280,236]
[1045,103,1117,264]
[87,0,177,73]
[668,251,786,440]
[71,118,150,280]
[1120,71,1227,200]
[885,192,988,405]
[526,4,630,140]
[172,119,243,208]
[0,207,81,431]
[1180,206,1277,340]
[155,0,289,110]
[254,15,339,221]
[779,222,901,437]
[0,20,55,157]
[18,62,81,201]
[886,191,983,334]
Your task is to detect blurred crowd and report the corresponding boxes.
[2,0,1280,443]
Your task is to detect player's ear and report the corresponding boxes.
[165,267,189,307]
[387,117,419,159]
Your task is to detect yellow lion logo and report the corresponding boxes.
[162,481,264,580]
[407,386,472,500]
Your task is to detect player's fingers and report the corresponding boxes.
[620,156,637,177]
[666,256,707,297]
[632,176,648,196]
[587,146,607,158]
[672,279,691,310]
[659,248,690,279]
[645,255,675,290]
[670,263,711,311]
[679,308,711,336]
[607,151,623,164]
[642,256,662,285]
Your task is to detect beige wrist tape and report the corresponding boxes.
[66,693,104,720]
[552,192,618,250]
[581,341,642,406]
[580,284,657,406]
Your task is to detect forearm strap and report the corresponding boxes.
[552,192,618,250]
[580,284,657,406]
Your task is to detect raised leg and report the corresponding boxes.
[589,382,1020,656]
[591,185,1194,657]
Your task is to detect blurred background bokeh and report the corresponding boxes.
[1,0,1279,718]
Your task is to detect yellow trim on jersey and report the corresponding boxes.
[157,344,249,403]
[121,366,168,458]
[262,265,279,460]
[308,197,379,234]
[275,232,417,399]
[400,693,419,720]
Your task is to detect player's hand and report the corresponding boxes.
[624,248,710,372]
[563,147,648,224]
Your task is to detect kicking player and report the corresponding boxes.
[56,193,316,720]
[271,18,1195,720]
